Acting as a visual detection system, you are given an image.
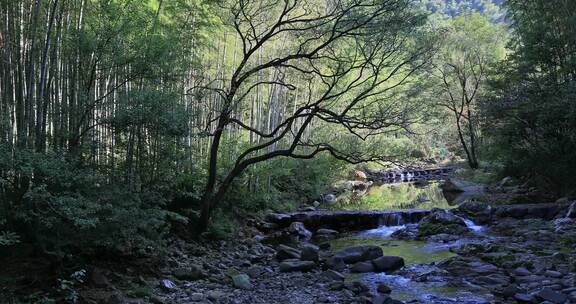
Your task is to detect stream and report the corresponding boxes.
[329,223,494,303]
[325,179,494,304]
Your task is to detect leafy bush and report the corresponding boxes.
[0,146,186,255]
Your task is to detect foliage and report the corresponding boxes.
[482,0,576,195]
[0,146,185,255]
[0,231,20,246]
[57,270,86,304]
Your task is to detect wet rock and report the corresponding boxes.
[377,283,392,294]
[371,256,405,273]
[232,274,252,290]
[300,243,319,262]
[535,288,567,303]
[351,261,375,273]
[279,260,316,272]
[334,245,383,264]
[276,244,301,261]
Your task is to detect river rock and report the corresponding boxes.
[324,256,346,271]
[457,200,491,222]
[289,222,312,241]
[513,267,532,276]
[377,283,392,294]
[502,285,524,298]
[334,245,383,264]
[344,280,370,294]
[421,209,466,226]
[535,288,567,303]
[279,260,316,272]
[232,274,252,290]
[322,270,345,281]
[514,293,534,302]
[316,228,339,237]
[300,243,320,262]
[173,265,204,281]
[351,261,375,273]
[371,256,405,273]
[276,244,301,261]
[441,179,465,192]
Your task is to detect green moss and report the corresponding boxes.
[417,222,467,237]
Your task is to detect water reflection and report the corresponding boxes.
[331,182,454,211]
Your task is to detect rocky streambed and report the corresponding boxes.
[121,201,576,304]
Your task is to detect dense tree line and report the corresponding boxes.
[2,0,574,260]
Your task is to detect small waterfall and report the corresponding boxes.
[460,217,485,235]
[379,213,404,226]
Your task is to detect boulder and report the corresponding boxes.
[418,209,468,236]
[421,209,466,226]
[289,222,312,241]
[300,243,319,262]
[324,256,346,271]
[276,244,301,261]
[441,179,465,193]
[232,274,252,290]
[334,245,383,264]
[279,260,316,272]
[173,265,204,281]
[351,261,375,273]
[371,256,405,273]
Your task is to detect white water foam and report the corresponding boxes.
[461,218,485,234]
[358,225,406,238]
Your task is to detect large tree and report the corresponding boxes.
[193,0,433,229]
[433,13,505,169]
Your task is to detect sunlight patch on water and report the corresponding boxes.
[330,182,454,211]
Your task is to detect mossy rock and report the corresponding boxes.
[417,222,467,237]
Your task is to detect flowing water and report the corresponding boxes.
[330,224,493,303]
